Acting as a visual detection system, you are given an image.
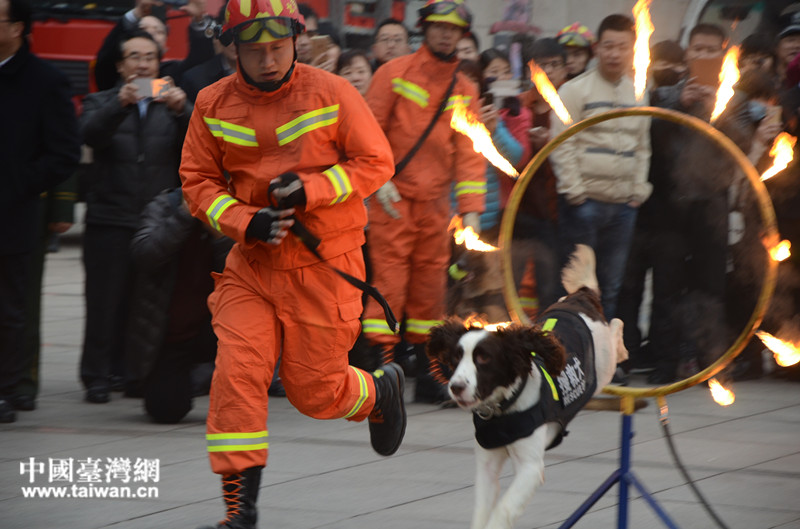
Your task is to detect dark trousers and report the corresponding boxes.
[558,197,639,320]
[17,221,49,398]
[649,197,729,374]
[511,214,561,311]
[80,224,136,390]
[616,212,655,362]
[144,325,216,424]
[0,252,32,397]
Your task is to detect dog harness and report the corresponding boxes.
[473,307,597,450]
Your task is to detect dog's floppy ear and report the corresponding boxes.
[528,325,567,376]
[497,325,567,377]
[427,318,468,368]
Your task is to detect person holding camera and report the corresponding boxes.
[94,0,215,92]
[79,30,191,404]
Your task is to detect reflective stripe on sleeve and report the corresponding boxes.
[206,194,239,231]
[323,164,353,205]
[454,181,487,197]
[276,105,339,146]
[392,78,430,108]
[520,297,539,311]
[206,431,269,452]
[444,95,473,111]
[362,318,395,336]
[343,366,369,419]
[405,318,442,336]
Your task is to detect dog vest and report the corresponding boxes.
[473,307,597,450]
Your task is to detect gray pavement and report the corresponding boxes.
[2,236,800,529]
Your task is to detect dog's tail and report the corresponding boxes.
[561,244,599,295]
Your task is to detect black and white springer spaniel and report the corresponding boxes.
[427,245,627,529]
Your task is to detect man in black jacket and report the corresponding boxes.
[128,188,233,423]
[180,7,237,103]
[0,0,80,422]
[79,30,191,404]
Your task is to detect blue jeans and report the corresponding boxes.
[558,197,638,319]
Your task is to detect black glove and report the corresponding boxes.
[269,172,306,209]
[246,207,288,243]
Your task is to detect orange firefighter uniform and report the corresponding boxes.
[180,63,394,475]
[362,43,487,346]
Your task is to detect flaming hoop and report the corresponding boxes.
[499,106,779,398]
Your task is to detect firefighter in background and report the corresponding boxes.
[362,0,486,403]
[179,1,404,527]
[556,22,596,80]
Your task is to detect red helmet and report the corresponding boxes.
[418,0,472,31]
[220,0,305,45]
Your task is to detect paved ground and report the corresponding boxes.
[1,234,799,529]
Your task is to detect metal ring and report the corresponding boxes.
[499,106,779,398]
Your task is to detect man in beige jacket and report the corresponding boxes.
[550,13,652,321]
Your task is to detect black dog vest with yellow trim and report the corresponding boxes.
[473,307,597,450]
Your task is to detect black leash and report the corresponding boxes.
[267,184,399,333]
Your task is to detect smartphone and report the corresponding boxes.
[310,35,333,61]
[132,77,170,99]
[688,56,724,87]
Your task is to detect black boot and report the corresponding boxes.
[197,466,262,529]
[413,344,452,405]
[368,363,407,456]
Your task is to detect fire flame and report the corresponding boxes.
[462,314,511,331]
[450,102,520,178]
[708,378,735,406]
[528,60,573,125]
[761,132,797,181]
[632,0,654,101]
[756,330,800,367]
[448,216,498,253]
[769,239,792,262]
[710,46,740,122]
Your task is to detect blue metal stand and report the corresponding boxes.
[558,399,680,529]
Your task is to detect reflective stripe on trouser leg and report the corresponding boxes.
[404,196,451,344]
[362,197,416,346]
[205,248,280,476]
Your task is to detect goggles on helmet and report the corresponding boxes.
[229,16,299,44]
[420,1,471,28]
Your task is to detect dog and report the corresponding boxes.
[427,244,627,529]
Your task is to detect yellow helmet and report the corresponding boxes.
[418,0,472,31]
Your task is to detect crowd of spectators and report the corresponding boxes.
[5,0,800,427]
